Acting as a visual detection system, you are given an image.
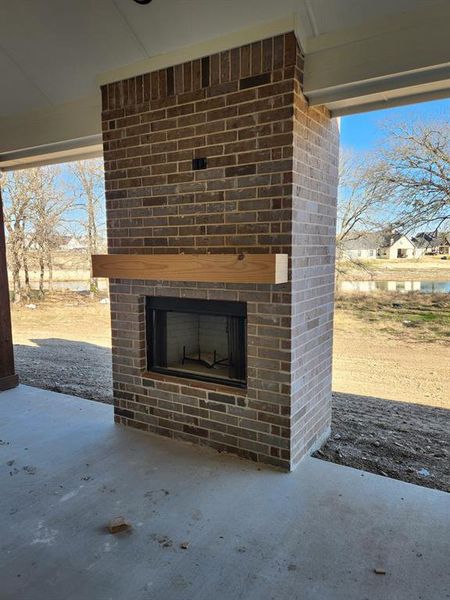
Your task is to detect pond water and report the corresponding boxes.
[339,280,450,294]
[11,278,450,295]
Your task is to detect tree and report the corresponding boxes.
[372,120,450,232]
[2,167,71,299]
[69,159,105,294]
[336,149,390,276]
[337,149,388,247]
[2,170,34,301]
[29,167,71,296]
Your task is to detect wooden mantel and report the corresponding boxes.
[92,253,288,285]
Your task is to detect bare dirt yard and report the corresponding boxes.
[318,292,450,493]
[10,287,450,492]
[11,292,113,404]
[338,255,450,281]
[332,292,449,408]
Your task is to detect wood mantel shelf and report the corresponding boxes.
[92,253,288,284]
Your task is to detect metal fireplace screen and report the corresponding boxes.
[146,297,247,388]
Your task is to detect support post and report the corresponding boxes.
[0,185,18,391]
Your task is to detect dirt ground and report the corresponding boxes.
[316,392,449,492]
[338,255,450,281]
[316,292,450,492]
[10,291,450,492]
[11,293,113,404]
[332,293,449,408]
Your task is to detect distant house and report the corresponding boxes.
[58,235,86,252]
[412,232,450,255]
[340,231,423,260]
[376,232,420,259]
[339,233,379,260]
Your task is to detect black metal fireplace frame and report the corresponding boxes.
[145,296,247,388]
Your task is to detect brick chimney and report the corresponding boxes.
[100,32,339,470]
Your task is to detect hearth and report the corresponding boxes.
[146,297,247,388]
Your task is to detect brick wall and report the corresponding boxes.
[101,32,339,470]
[290,52,340,467]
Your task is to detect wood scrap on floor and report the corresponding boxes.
[107,516,131,534]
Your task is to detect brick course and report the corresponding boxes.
[101,32,339,470]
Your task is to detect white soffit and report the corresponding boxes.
[0,0,296,120]
[301,0,450,113]
[0,140,103,172]
[327,77,450,117]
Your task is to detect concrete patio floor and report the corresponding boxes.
[0,386,449,600]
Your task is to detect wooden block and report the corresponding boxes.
[107,516,131,534]
[92,253,288,284]
[0,374,19,392]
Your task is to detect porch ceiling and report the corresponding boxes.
[0,0,449,169]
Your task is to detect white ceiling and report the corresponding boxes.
[0,0,296,119]
[0,0,436,120]
[297,0,429,38]
[0,0,448,167]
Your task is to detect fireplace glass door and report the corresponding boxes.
[146,297,246,387]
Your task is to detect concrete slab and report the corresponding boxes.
[0,385,449,600]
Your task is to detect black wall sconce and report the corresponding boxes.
[133,0,153,4]
[192,158,208,170]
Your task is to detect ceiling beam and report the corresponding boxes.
[0,93,102,171]
[303,0,450,113]
[329,84,450,117]
[0,138,103,172]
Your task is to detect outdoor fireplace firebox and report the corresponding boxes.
[146,297,247,388]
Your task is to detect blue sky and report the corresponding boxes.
[340,98,450,152]
[338,97,450,232]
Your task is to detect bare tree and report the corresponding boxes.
[372,120,450,232]
[2,171,34,301]
[2,167,71,299]
[335,148,400,280]
[69,159,105,294]
[29,167,70,296]
[337,149,389,246]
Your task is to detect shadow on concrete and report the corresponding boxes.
[13,338,113,404]
[315,391,450,492]
[11,338,450,492]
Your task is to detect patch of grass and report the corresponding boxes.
[335,291,450,344]
[409,312,439,322]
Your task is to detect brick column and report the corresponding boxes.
[290,52,339,467]
[100,32,339,469]
[0,186,18,391]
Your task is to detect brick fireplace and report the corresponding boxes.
[146,296,247,388]
[100,32,339,470]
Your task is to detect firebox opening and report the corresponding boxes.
[146,297,247,388]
